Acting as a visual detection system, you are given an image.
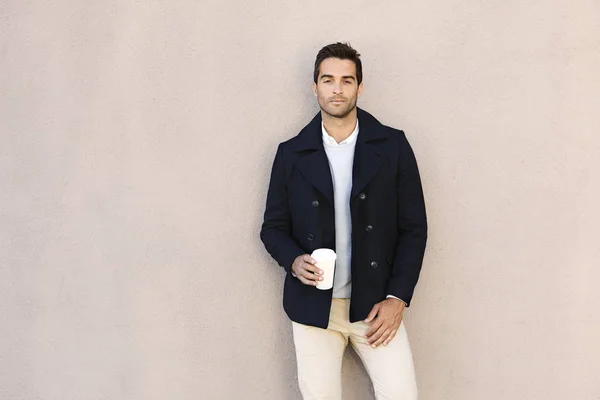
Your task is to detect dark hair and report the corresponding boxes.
[313,42,362,85]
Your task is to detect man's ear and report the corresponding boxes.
[312,82,317,97]
[357,81,364,98]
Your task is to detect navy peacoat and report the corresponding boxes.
[260,107,427,329]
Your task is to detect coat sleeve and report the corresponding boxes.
[386,131,428,306]
[260,143,306,273]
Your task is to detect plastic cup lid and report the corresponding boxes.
[311,248,337,260]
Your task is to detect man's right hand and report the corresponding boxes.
[291,254,323,286]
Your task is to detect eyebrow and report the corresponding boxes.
[320,75,356,81]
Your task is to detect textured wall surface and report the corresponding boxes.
[1,1,599,399]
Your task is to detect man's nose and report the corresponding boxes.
[333,82,343,94]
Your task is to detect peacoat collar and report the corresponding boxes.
[289,107,391,206]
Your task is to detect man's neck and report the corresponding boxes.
[322,109,358,144]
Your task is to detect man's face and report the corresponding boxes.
[312,57,363,119]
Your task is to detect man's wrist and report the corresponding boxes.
[386,294,407,306]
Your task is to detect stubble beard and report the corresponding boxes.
[319,95,358,120]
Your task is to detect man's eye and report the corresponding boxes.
[345,81,352,84]
[323,80,331,83]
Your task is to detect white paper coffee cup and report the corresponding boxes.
[311,248,337,290]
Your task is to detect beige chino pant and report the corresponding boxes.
[291,298,418,400]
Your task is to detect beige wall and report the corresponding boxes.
[1,1,599,399]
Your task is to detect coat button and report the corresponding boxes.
[365,224,373,232]
[307,234,314,241]
[312,200,319,208]
[359,192,367,200]
[370,261,378,268]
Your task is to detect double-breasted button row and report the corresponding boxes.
[307,199,319,241]
[370,261,378,268]
[365,224,373,232]
[359,192,367,200]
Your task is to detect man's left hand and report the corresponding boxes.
[364,298,405,348]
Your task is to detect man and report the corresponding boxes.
[260,42,427,400]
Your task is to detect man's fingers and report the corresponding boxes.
[367,322,390,346]
[303,263,323,277]
[297,266,322,286]
[302,255,317,265]
[383,329,397,346]
[301,255,322,274]
[371,327,394,348]
[365,318,384,339]
[294,255,325,286]
[297,275,317,286]
[364,303,380,323]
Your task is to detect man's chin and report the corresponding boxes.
[321,104,356,119]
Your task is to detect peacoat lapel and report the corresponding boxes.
[351,108,390,199]
[290,107,390,206]
[290,112,335,205]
